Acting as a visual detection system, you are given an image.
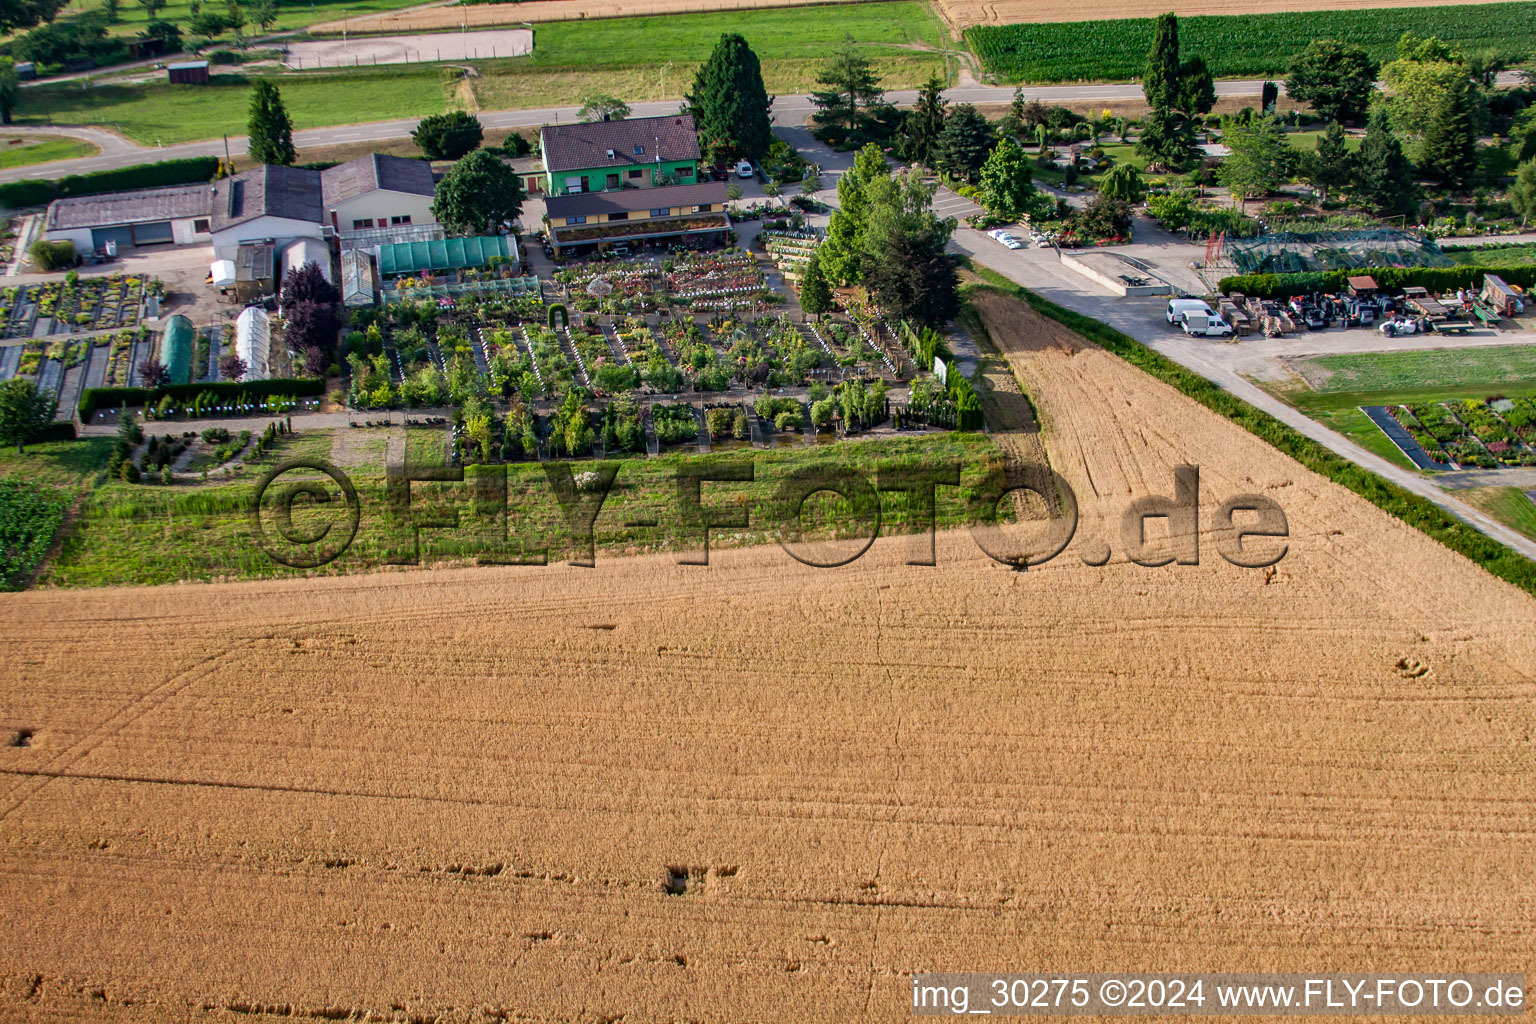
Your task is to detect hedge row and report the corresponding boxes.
[79,377,325,421]
[0,157,221,209]
[966,267,1536,598]
[35,421,77,443]
[1217,265,1536,300]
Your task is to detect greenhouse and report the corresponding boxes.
[376,236,517,277]
[1227,230,1454,275]
[159,314,195,385]
[235,306,271,381]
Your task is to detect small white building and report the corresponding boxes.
[281,237,334,287]
[210,165,327,259]
[45,184,214,254]
[234,305,271,381]
[322,154,436,236]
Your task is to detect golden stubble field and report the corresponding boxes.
[0,292,1533,1022]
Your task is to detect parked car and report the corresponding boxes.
[986,228,1026,249]
[735,160,755,179]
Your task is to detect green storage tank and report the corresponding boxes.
[160,314,195,385]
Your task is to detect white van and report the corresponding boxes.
[1180,312,1234,338]
[1166,298,1214,324]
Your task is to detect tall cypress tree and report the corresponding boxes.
[1143,12,1180,111]
[1353,106,1416,216]
[1420,78,1477,188]
[686,33,773,165]
[247,80,295,166]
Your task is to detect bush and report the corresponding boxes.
[29,240,76,271]
[0,156,221,209]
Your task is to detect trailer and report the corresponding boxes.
[1481,274,1525,317]
[1401,286,1450,320]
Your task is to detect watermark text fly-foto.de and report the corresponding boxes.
[249,453,1289,572]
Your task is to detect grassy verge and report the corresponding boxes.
[1286,345,1536,395]
[30,429,1006,588]
[0,135,100,168]
[1445,244,1536,269]
[967,0,1536,82]
[1457,486,1536,543]
[965,266,1536,597]
[21,2,946,145]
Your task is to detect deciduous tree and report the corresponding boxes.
[411,110,483,161]
[577,94,630,123]
[0,378,50,453]
[1217,114,1288,210]
[431,148,525,235]
[976,136,1044,220]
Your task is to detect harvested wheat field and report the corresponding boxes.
[2,290,1534,1021]
[937,0,1507,28]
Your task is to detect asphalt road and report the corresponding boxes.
[0,78,1284,183]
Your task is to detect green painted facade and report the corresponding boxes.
[541,153,700,195]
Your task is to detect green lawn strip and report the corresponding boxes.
[0,135,100,169]
[23,66,455,146]
[46,431,1007,588]
[1456,486,1536,542]
[1303,405,1419,473]
[1283,130,1363,154]
[967,1,1536,82]
[1291,345,1536,395]
[964,266,1536,597]
[1445,244,1536,269]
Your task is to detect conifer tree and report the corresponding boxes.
[1352,107,1417,215]
[247,79,295,166]
[1143,13,1180,111]
[686,33,773,164]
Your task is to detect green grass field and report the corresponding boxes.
[0,134,100,168]
[8,0,431,42]
[1291,345,1536,395]
[3,428,1006,588]
[19,2,947,145]
[23,65,456,145]
[1458,485,1536,542]
[1446,244,1536,269]
[967,0,1536,82]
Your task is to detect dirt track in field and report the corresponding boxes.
[1,290,1533,1021]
